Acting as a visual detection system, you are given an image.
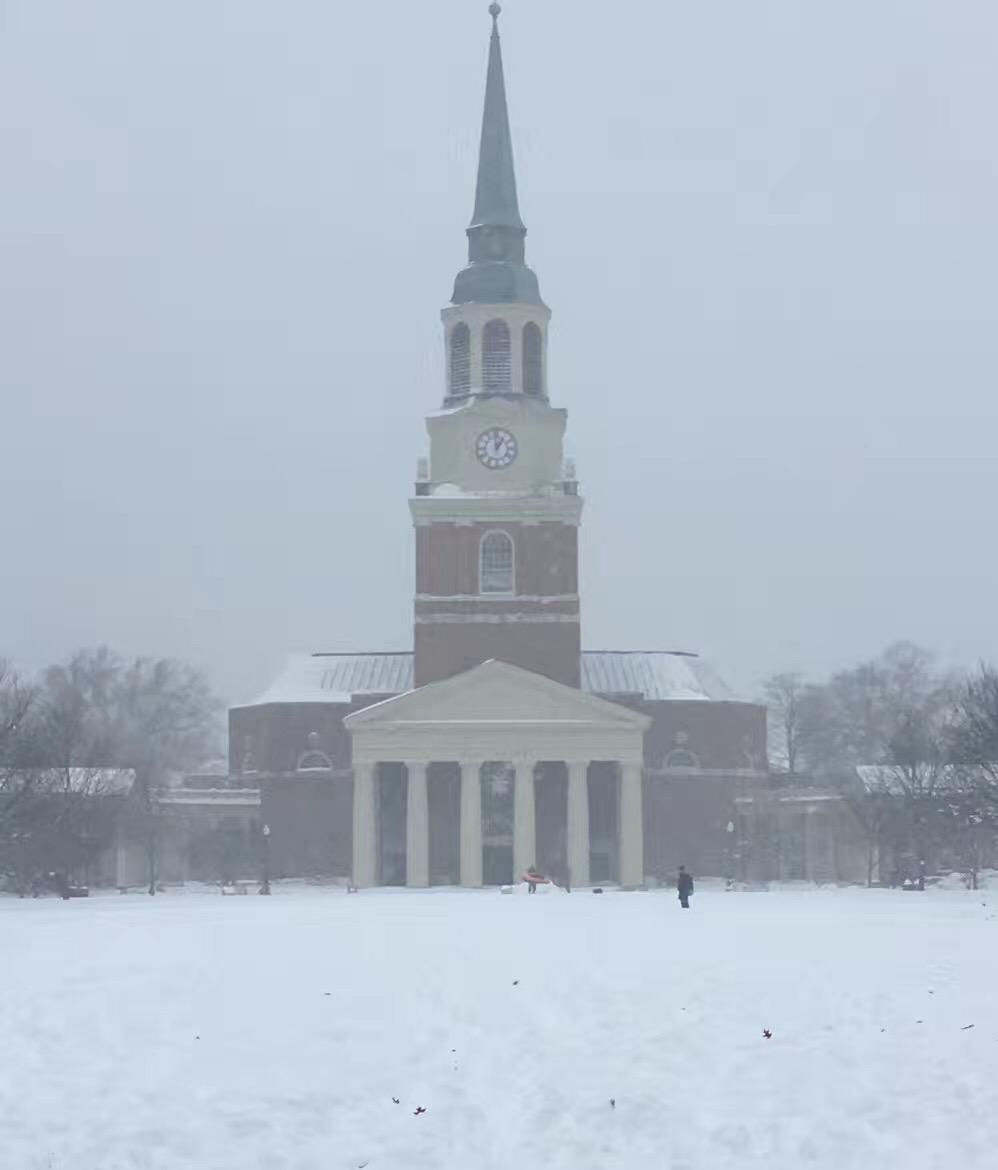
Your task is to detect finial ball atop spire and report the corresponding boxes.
[489,3,502,21]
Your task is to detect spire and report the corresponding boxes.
[471,4,524,232]
[452,4,543,306]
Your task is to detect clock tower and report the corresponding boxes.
[411,4,582,689]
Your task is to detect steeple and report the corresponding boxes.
[453,4,543,306]
[471,4,525,233]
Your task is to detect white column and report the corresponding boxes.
[513,759,536,882]
[352,762,378,888]
[115,840,132,889]
[460,761,483,888]
[510,321,524,395]
[406,762,430,889]
[566,761,590,888]
[470,320,484,394]
[619,762,645,888]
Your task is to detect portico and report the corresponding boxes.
[345,660,650,889]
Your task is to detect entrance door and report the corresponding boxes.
[588,763,620,883]
[481,762,514,886]
[534,762,567,882]
[377,763,407,886]
[428,763,461,885]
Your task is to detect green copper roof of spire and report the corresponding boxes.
[470,4,525,232]
[452,5,541,305]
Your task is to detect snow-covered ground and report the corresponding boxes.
[3,885,996,1170]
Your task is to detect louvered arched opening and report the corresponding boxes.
[522,322,543,396]
[449,322,471,397]
[482,319,511,393]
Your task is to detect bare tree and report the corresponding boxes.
[951,666,998,790]
[40,649,223,893]
[842,772,891,888]
[795,642,955,776]
[2,650,223,893]
[0,662,42,872]
[763,671,807,775]
[942,665,998,887]
[881,710,953,886]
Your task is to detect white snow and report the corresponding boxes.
[244,650,739,709]
[2,885,996,1169]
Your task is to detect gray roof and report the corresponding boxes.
[241,651,742,709]
[581,652,739,703]
[471,8,524,232]
[244,653,414,706]
[452,7,542,307]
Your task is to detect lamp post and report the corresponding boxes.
[260,823,271,895]
[725,820,736,891]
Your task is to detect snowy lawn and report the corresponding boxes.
[2,885,996,1170]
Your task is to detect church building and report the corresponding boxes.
[228,5,768,889]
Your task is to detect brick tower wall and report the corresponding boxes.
[413,519,581,688]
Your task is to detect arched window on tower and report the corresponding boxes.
[480,530,514,594]
[522,322,543,397]
[449,322,471,397]
[482,319,512,393]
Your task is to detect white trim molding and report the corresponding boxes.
[415,613,580,625]
[416,592,578,604]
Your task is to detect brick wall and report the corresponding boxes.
[414,620,581,688]
[229,702,360,775]
[643,773,743,880]
[260,775,353,879]
[415,521,578,597]
[413,519,580,687]
[642,700,767,772]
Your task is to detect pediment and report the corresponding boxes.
[345,660,650,731]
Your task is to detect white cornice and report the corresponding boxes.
[410,494,583,526]
[415,613,579,625]
[415,593,579,604]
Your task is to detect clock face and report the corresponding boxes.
[476,427,518,470]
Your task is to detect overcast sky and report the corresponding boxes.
[2,0,996,706]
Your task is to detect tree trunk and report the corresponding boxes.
[147,824,157,896]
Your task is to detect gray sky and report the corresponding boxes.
[2,0,997,706]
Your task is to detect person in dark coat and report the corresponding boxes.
[677,865,694,910]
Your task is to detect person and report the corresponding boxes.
[677,865,694,910]
[525,865,544,894]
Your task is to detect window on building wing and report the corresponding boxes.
[480,530,514,594]
[297,751,333,772]
[665,749,700,770]
[450,322,471,396]
[522,322,543,396]
[482,319,512,393]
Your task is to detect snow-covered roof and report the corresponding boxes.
[155,788,261,808]
[245,653,415,706]
[240,650,742,709]
[581,652,740,703]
